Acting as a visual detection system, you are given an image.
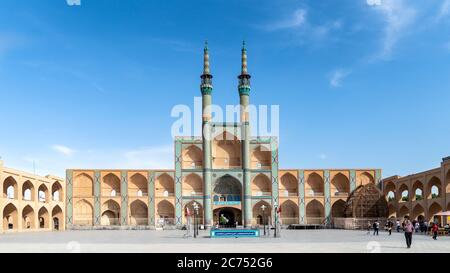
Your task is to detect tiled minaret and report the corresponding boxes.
[200,41,213,227]
[238,41,252,227]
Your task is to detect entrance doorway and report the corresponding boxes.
[214,207,241,228]
[53,217,59,230]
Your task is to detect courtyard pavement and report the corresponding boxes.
[0,229,448,253]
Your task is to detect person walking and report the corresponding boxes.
[367,221,371,235]
[404,219,413,248]
[387,220,393,235]
[432,222,439,240]
[396,219,401,232]
[373,220,379,236]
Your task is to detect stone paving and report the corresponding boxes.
[0,229,448,253]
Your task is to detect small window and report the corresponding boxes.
[111,190,116,197]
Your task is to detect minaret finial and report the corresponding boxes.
[238,41,251,94]
[241,41,248,75]
[203,40,210,75]
[200,41,213,94]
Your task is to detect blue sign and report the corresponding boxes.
[213,201,241,206]
[210,229,260,238]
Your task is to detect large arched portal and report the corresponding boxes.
[213,175,242,203]
[344,184,388,218]
[213,207,242,227]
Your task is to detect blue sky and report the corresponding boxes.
[0,0,449,178]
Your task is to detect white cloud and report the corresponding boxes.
[367,0,417,60]
[438,0,450,20]
[266,9,307,31]
[317,154,328,160]
[329,69,351,88]
[51,144,75,156]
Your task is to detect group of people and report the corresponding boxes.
[366,217,444,248]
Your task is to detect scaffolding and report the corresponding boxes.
[344,183,388,219]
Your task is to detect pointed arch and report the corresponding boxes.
[38,207,49,229]
[157,200,175,224]
[280,173,298,197]
[3,176,18,199]
[51,181,63,202]
[212,131,241,168]
[428,202,443,224]
[184,200,203,225]
[183,173,203,196]
[101,199,120,225]
[252,200,272,225]
[130,199,148,225]
[306,199,324,224]
[129,173,148,197]
[280,200,298,224]
[102,173,121,197]
[251,174,272,196]
[358,172,374,186]
[398,205,410,219]
[331,199,346,218]
[73,173,94,197]
[38,184,49,203]
[251,145,271,169]
[412,180,424,201]
[388,204,396,219]
[73,199,93,226]
[51,205,63,230]
[398,183,409,202]
[331,173,350,196]
[182,145,203,168]
[3,203,18,230]
[305,172,324,196]
[22,180,35,201]
[427,176,442,199]
[156,173,174,197]
[412,204,425,222]
[22,205,35,229]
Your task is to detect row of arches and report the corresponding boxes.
[2,203,63,231]
[181,141,273,170]
[74,171,377,199]
[73,199,176,226]
[388,202,450,225]
[2,176,63,202]
[384,173,450,202]
[74,172,175,198]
